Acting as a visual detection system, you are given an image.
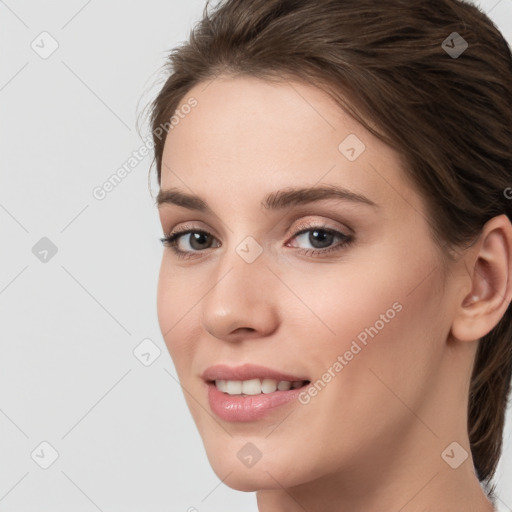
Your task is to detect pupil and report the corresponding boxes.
[191,232,210,250]
[310,229,333,248]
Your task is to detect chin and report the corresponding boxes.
[219,472,269,492]
[209,462,292,492]
[203,440,314,492]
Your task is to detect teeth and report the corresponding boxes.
[225,380,242,395]
[262,378,278,393]
[277,380,292,391]
[214,378,307,395]
[242,378,262,395]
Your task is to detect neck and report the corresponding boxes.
[256,424,495,512]
[256,466,494,512]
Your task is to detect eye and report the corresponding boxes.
[160,227,219,259]
[160,221,354,260]
[286,221,354,257]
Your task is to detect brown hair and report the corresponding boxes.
[146,0,512,494]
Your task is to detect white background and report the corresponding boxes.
[0,0,511,510]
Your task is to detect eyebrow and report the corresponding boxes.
[156,184,378,212]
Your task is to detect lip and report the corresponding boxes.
[206,381,308,422]
[201,363,309,383]
[201,363,310,422]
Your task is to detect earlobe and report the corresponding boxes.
[450,214,512,343]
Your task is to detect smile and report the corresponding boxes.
[201,364,311,422]
[214,378,309,395]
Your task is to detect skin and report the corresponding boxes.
[156,75,512,512]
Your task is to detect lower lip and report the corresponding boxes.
[206,382,307,422]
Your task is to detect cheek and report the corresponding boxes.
[156,259,197,364]
[306,243,447,418]
[267,249,447,470]
[325,237,444,342]
[279,254,410,347]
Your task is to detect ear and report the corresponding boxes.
[450,214,512,343]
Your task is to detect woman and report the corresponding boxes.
[147,0,512,510]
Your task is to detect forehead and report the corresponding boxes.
[160,75,418,218]
[163,75,364,163]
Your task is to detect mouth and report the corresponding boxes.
[208,378,311,396]
[202,364,312,422]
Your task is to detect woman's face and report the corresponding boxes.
[156,75,465,491]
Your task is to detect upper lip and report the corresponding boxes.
[201,363,309,383]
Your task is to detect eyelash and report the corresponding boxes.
[159,221,354,260]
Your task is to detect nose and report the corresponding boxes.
[200,243,280,342]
